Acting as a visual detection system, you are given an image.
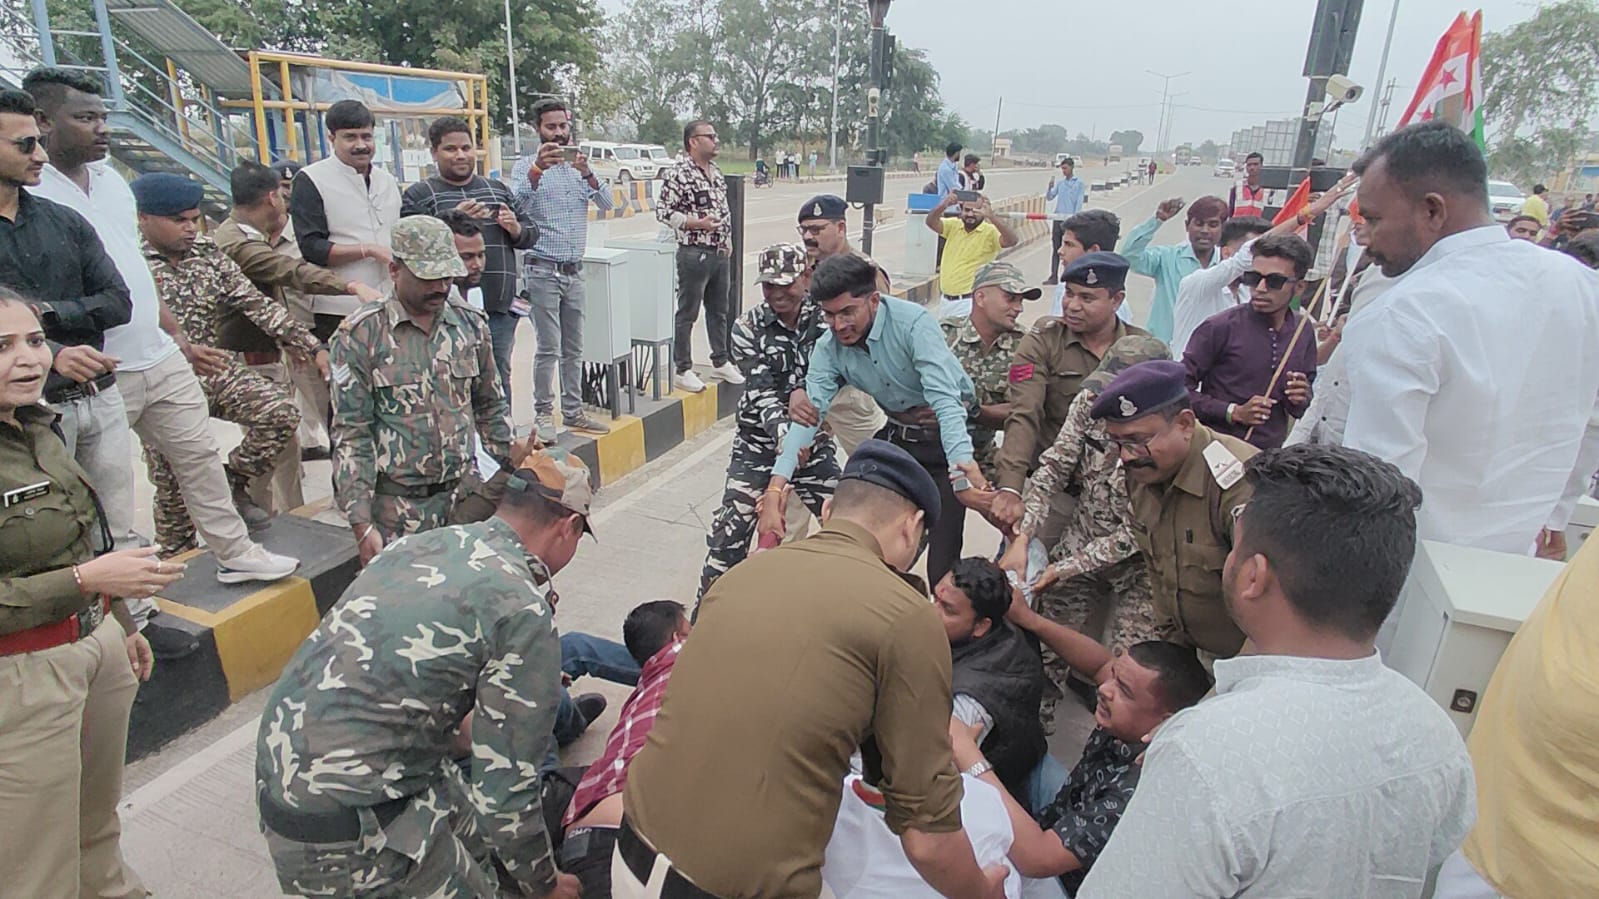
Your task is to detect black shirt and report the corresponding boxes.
[400,176,537,314]
[1037,725,1142,896]
[0,189,132,395]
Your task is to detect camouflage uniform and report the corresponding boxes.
[256,516,563,897]
[143,236,318,554]
[940,316,1021,483]
[701,245,840,598]
[330,217,512,542]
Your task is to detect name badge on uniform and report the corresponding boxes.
[1203,442,1245,489]
[3,480,50,508]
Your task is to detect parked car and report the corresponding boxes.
[577,141,659,184]
[1488,180,1525,223]
[1214,158,1236,178]
[632,143,674,177]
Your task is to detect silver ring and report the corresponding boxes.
[155,562,164,574]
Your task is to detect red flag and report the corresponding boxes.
[1273,178,1311,227]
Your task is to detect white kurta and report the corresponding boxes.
[1341,225,1599,553]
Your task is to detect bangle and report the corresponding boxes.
[765,487,785,494]
[72,564,86,595]
[354,523,372,541]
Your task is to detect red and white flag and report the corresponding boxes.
[1395,10,1487,147]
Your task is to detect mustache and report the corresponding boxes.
[1124,458,1156,469]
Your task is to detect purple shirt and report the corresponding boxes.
[1182,303,1317,449]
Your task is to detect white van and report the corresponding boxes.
[577,141,660,184]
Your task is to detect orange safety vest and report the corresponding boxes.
[1233,182,1267,218]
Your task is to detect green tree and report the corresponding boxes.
[1480,0,1599,185]
[602,0,700,140]
[712,0,825,160]
[1108,129,1144,152]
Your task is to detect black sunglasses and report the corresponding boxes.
[9,136,40,154]
[1238,271,1296,290]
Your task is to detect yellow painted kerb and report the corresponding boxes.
[209,577,321,701]
[592,415,645,484]
[678,383,720,437]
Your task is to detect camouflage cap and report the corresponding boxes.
[972,261,1042,300]
[507,447,596,536]
[756,243,809,286]
[390,215,467,280]
[1082,335,1173,395]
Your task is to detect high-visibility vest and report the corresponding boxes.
[1233,182,1267,218]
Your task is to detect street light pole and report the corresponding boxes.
[503,0,521,155]
[1362,0,1401,148]
[862,0,890,256]
[829,0,841,172]
[1146,69,1188,154]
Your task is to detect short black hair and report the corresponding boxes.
[809,253,879,304]
[945,142,962,159]
[1062,208,1120,252]
[1238,444,1422,641]
[531,97,567,126]
[829,478,915,528]
[1219,215,1272,247]
[1563,229,1599,269]
[230,160,281,207]
[325,99,374,133]
[963,153,980,166]
[0,89,36,118]
[623,600,686,665]
[1353,120,1487,204]
[22,67,100,115]
[435,208,482,237]
[427,115,473,150]
[1059,156,1075,168]
[1244,151,1263,163]
[683,118,712,150]
[949,557,1011,626]
[1126,641,1212,713]
[1506,213,1540,231]
[1251,232,1314,279]
[1533,183,1547,194]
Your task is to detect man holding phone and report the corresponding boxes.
[658,119,742,394]
[511,98,615,441]
[925,191,1019,318]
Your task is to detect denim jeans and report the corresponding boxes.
[485,311,519,407]
[543,632,641,771]
[673,245,731,373]
[526,264,586,417]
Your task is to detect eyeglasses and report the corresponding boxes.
[1104,432,1160,456]
[1238,271,1296,290]
[796,223,834,237]
[8,136,40,154]
[691,132,719,143]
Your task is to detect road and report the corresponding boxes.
[114,163,1227,897]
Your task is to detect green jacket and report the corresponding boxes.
[0,404,100,636]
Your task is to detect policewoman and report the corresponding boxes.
[0,289,183,898]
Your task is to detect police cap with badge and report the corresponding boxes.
[839,439,941,529]
[798,194,847,223]
[1061,251,1130,292]
[1089,360,1188,423]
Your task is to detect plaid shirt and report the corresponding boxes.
[509,156,613,264]
[562,639,683,827]
[399,175,536,313]
[657,158,732,251]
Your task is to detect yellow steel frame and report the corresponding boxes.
[237,51,490,171]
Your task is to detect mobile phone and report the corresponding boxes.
[562,146,581,164]
[954,189,980,202]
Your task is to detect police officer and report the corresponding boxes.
[256,450,592,899]
[134,172,322,549]
[944,261,1034,493]
[700,243,840,598]
[330,215,514,565]
[990,253,1148,539]
[1089,360,1256,661]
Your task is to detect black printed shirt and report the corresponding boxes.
[1037,725,1142,895]
[730,300,824,450]
[656,158,731,250]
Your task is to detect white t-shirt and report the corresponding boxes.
[33,163,178,372]
[450,283,501,480]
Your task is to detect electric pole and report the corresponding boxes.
[861,0,891,255]
[1147,69,1188,154]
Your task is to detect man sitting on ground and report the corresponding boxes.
[559,601,691,898]
[951,602,1210,897]
[933,557,1047,807]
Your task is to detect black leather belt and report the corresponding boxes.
[45,371,116,405]
[617,818,721,899]
[258,789,409,844]
[942,293,973,301]
[880,420,938,445]
[372,475,460,499]
[528,258,582,276]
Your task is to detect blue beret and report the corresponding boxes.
[799,194,847,222]
[839,438,941,529]
[1062,251,1129,291]
[131,173,204,216]
[1089,360,1188,422]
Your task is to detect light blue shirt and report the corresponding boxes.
[935,158,963,197]
[774,296,976,478]
[1120,216,1219,343]
[1046,175,1087,216]
[509,155,613,263]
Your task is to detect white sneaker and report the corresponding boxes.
[674,370,707,393]
[216,544,300,584]
[710,362,745,385]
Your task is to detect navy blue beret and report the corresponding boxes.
[1089,360,1189,422]
[799,194,848,222]
[839,438,941,529]
[131,172,204,216]
[1062,251,1129,291]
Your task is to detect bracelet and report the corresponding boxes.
[354,523,373,541]
[963,758,993,779]
[765,486,786,494]
[72,564,86,595]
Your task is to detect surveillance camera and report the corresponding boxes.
[1326,75,1364,104]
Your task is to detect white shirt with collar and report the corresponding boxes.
[1284,264,1398,448]
[1169,240,1256,360]
[1342,224,1599,553]
[1078,652,1475,899]
[33,162,179,372]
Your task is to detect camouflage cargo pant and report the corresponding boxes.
[699,432,841,600]
[1035,555,1163,733]
[263,765,500,898]
[147,361,299,554]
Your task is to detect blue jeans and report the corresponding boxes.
[485,311,519,407]
[554,633,640,746]
[1026,752,1069,815]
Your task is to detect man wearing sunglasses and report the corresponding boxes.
[1180,233,1318,450]
[1089,360,1256,664]
[657,120,741,394]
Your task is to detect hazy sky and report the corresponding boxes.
[596,0,1543,148]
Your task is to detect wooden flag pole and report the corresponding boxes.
[1243,276,1329,443]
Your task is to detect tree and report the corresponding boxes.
[712,0,825,160]
[1108,129,1144,152]
[1481,0,1599,185]
[1197,139,1220,162]
[602,0,700,140]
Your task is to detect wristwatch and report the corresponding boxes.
[963,758,993,779]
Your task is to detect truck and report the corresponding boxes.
[1175,143,1193,166]
[1108,144,1123,162]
